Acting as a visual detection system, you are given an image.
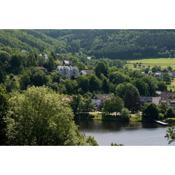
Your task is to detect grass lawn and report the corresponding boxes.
[127,58,175,69]
[130,113,142,122]
[89,111,103,120]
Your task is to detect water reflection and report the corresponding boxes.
[76,120,174,146]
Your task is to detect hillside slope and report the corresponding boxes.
[1,30,175,59]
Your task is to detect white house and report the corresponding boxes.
[57,66,79,79]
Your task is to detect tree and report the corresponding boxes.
[163,73,171,84]
[86,136,98,146]
[64,79,78,94]
[20,70,31,90]
[0,86,8,144]
[157,81,167,91]
[77,75,89,92]
[142,103,159,122]
[165,108,175,118]
[0,51,11,82]
[134,79,149,96]
[120,108,130,119]
[43,57,56,72]
[89,75,101,92]
[9,54,24,74]
[5,74,19,92]
[95,61,109,77]
[71,94,95,114]
[165,127,175,144]
[109,71,129,84]
[103,96,124,113]
[143,77,158,96]
[30,68,48,86]
[101,75,110,93]
[4,87,93,145]
[116,83,140,111]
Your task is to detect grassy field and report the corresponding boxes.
[127,58,175,69]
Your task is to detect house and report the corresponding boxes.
[91,94,113,109]
[57,66,79,79]
[63,60,71,66]
[44,54,48,61]
[80,70,94,75]
[169,71,175,78]
[154,72,162,77]
[160,92,175,108]
[156,91,162,96]
[87,56,91,60]
[140,96,161,105]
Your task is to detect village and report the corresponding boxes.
[54,57,175,124]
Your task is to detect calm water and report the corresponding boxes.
[77,120,175,146]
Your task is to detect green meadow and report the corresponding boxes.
[127,58,175,69]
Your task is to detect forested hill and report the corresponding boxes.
[1,30,175,59]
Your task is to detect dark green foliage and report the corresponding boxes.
[31,68,48,86]
[165,127,175,144]
[142,77,158,96]
[71,94,95,114]
[109,71,130,85]
[116,83,140,111]
[64,80,78,94]
[9,54,24,74]
[157,81,167,91]
[162,73,171,84]
[89,75,101,92]
[142,103,159,122]
[165,108,175,118]
[103,96,124,113]
[77,76,89,92]
[95,61,109,77]
[86,136,98,146]
[120,108,130,120]
[101,76,110,93]
[0,86,8,144]
[134,79,149,96]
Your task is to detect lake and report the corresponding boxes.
[77,120,175,146]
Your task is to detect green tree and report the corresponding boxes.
[9,54,24,74]
[142,103,159,122]
[134,79,149,96]
[20,69,31,90]
[5,87,92,145]
[143,77,158,96]
[165,108,175,118]
[64,79,78,94]
[89,75,101,92]
[0,86,8,144]
[43,57,56,72]
[163,73,171,84]
[95,61,109,77]
[77,75,89,92]
[120,108,130,119]
[109,71,129,84]
[103,96,124,114]
[116,83,140,111]
[101,75,110,93]
[30,68,48,86]
[157,81,167,91]
[71,94,94,114]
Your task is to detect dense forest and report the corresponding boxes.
[1,30,175,59]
